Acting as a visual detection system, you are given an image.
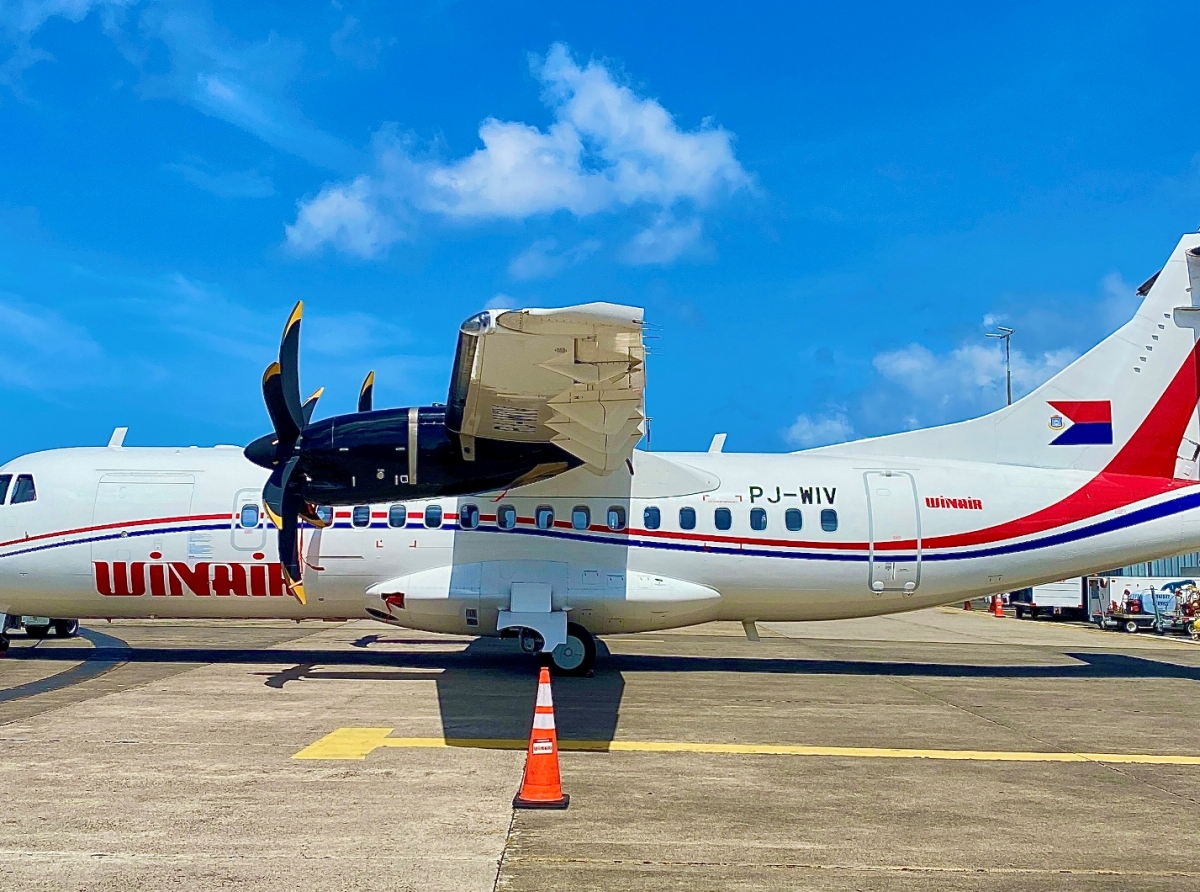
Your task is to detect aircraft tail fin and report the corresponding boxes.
[813,233,1200,477]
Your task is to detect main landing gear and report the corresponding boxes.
[520,622,597,676]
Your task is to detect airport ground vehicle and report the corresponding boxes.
[1009,579,1087,620]
[1088,577,1199,633]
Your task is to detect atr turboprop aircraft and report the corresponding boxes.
[4,236,1200,674]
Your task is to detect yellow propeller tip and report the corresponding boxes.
[290,582,307,606]
[262,361,281,385]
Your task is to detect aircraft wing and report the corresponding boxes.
[446,302,646,474]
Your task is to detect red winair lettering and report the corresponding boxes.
[95,562,286,597]
[924,496,984,510]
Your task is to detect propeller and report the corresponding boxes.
[248,301,318,605]
[358,370,375,413]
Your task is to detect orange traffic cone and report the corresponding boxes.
[992,595,1005,617]
[513,666,570,809]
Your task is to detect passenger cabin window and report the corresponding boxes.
[607,505,627,531]
[498,504,517,531]
[459,504,480,530]
[714,507,732,531]
[785,508,802,532]
[316,505,333,526]
[351,505,370,528]
[644,506,661,530]
[535,505,554,530]
[750,507,767,531]
[820,508,838,532]
[425,504,443,528]
[679,506,696,530]
[388,504,407,528]
[238,504,260,528]
[0,474,11,504]
[572,506,591,530]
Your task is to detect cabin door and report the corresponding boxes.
[864,471,921,594]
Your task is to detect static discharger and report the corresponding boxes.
[513,666,569,810]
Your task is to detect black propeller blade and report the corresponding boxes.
[279,302,305,436]
[358,370,375,413]
[246,300,318,605]
[276,456,306,603]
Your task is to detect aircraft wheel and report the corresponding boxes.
[549,623,596,677]
[53,620,79,638]
[25,625,49,639]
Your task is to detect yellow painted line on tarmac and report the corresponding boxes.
[291,728,1200,765]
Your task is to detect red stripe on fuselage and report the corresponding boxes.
[0,513,229,550]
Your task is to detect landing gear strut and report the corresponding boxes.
[547,622,596,676]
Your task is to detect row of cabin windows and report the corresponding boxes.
[332,502,837,534]
[646,505,837,533]
[0,474,36,505]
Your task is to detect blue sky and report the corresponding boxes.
[1,1,1197,460]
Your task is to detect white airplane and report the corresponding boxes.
[3,235,1200,674]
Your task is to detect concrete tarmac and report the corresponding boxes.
[2,610,1200,890]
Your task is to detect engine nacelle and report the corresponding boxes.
[288,406,581,506]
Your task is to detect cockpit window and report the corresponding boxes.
[11,474,36,504]
[0,474,11,504]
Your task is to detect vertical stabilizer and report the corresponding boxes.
[813,234,1200,476]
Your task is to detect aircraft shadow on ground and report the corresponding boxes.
[9,631,1200,742]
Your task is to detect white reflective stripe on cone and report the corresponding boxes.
[536,685,553,708]
[533,712,556,730]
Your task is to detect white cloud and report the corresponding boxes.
[485,293,518,310]
[623,213,702,265]
[134,6,361,172]
[785,412,854,448]
[284,175,403,258]
[166,160,274,198]
[2,2,361,170]
[330,15,385,69]
[508,237,601,279]
[0,292,104,389]
[287,42,750,255]
[0,0,134,91]
[873,340,1076,422]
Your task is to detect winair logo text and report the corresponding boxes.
[95,562,287,597]
[925,497,983,510]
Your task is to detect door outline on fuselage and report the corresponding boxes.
[864,470,921,594]
[231,488,266,551]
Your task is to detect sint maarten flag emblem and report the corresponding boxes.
[1047,400,1112,445]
